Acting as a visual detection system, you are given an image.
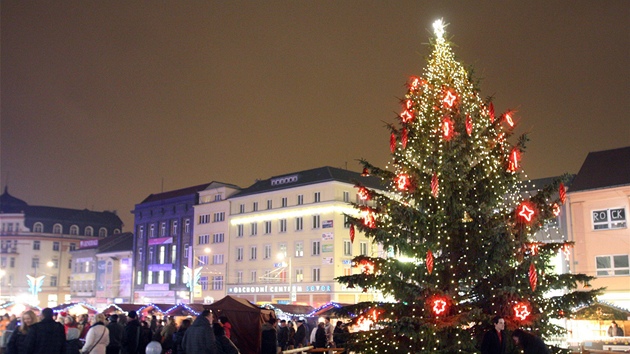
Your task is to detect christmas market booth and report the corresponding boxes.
[566,302,630,352]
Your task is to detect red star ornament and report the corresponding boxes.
[514,302,531,321]
[517,202,536,223]
[432,298,448,315]
[442,89,457,108]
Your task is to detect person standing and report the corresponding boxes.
[122,311,141,354]
[286,321,295,350]
[24,308,66,354]
[106,315,123,354]
[6,310,38,354]
[260,318,277,354]
[212,323,239,354]
[171,319,190,354]
[324,317,334,348]
[159,318,177,353]
[314,322,326,349]
[608,321,624,337]
[277,320,288,351]
[78,315,91,341]
[512,329,550,354]
[82,313,109,354]
[217,316,232,340]
[480,316,506,354]
[294,320,306,348]
[181,310,218,354]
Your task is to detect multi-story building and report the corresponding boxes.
[132,183,214,304]
[567,146,630,309]
[226,166,382,307]
[0,187,123,307]
[192,182,241,304]
[70,232,134,307]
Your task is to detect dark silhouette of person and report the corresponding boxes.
[480,316,506,354]
[24,308,66,354]
[512,329,550,354]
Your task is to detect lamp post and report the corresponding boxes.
[278,252,294,304]
[184,247,209,304]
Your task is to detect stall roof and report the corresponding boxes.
[574,302,630,321]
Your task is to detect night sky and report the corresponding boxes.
[2,1,629,230]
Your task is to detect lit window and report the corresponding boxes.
[592,208,627,230]
[295,242,304,257]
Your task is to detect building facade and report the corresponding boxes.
[192,182,241,304]
[567,146,630,309]
[0,187,123,307]
[226,166,383,307]
[132,183,213,304]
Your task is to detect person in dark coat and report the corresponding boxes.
[65,327,82,354]
[138,322,152,354]
[277,320,288,351]
[332,321,347,350]
[260,318,277,354]
[294,320,306,348]
[6,310,38,354]
[212,323,239,354]
[24,307,66,354]
[512,329,550,354]
[106,315,123,354]
[171,319,190,354]
[314,322,327,349]
[480,316,506,354]
[181,310,219,354]
[121,311,141,354]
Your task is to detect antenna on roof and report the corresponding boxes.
[161,177,164,193]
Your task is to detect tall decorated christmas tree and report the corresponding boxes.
[337,20,600,353]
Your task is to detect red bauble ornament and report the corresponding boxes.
[349,224,355,244]
[401,128,408,148]
[441,116,454,141]
[488,102,495,122]
[390,133,396,153]
[465,114,473,136]
[431,173,439,198]
[426,249,434,275]
[529,263,538,291]
[559,183,566,204]
[507,148,521,172]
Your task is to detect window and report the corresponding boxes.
[236,247,244,262]
[53,242,60,251]
[592,208,626,230]
[171,245,177,263]
[281,197,288,207]
[212,276,224,290]
[50,276,58,287]
[33,241,40,250]
[344,240,352,256]
[311,240,320,256]
[159,246,166,263]
[197,255,209,266]
[184,219,191,235]
[344,215,351,229]
[184,244,189,259]
[295,217,303,231]
[10,257,15,268]
[279,219,287,233]
[250,270,257,283]
[53,224,62,234]
[213,212,225,222]
[596,255,629,276]
[264,244,272,259]
[250,246,257,260]
[69,225,79,235]
[314,192,321,203]
[239,204,245,214]
[213,233,225,243]
[85,226,94,236]
[214,194,223,201]
[264,221,272,234]
[199,214,210,224]
[253,202,258,211]
[171,221,178,236]
[33,222,44,233]
[138,226,144,239]
[198,234,210,245]
[297,195,304,205]
[312,267,321,282]
[267,200,272,209]
[312,215,320,229]
[360,242,368,256]
[160,222,166,236]
[32,258,40,268]
[295,242,304,257]
[343,191,350,203]
[170,269,176,284]
[296,268,304,282]
[200,276,209,291]
[250,223,258,236]
[237,225,244,237]
[51,259,59,268]
[68,259,72,269]
[237,271,243,284]
[213,254,224,265]
[99,227,107,237]
[137,271,142,285]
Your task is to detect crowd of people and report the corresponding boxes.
[261,316,350,353]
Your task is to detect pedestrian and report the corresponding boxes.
[332,321,346,349]
[138,322,152,354]
[24,307,66,354]
[286,321,295,350]
[106,314,123,354]
[78,315,91,340]
[480,316,506,354]
[171,319,190,354]
[314,322,327,349]
[277,320,288,351]
[65,326,82,354]
[122,311,141,354]
[64,316,78,335]
[260,318,277,354]
[512,329,550,354]
[212,323,239,354]
[324,317,334,348]
[217,316,232,340]
[159,317,177,353]
[6,310,38,354]
[82,313,109,354]
[181,310,219,354]
[294,320,306,348]
[608,321,624,337]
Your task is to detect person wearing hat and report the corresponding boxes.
[122,311,141,354]
[106,314,123,354]
[294,320,306,348]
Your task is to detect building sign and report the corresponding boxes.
[322,220,333,228]
[322,257,333,264]
[119,258,132,298]
[322,232,333,240]
[148,263,173,271]
[79,239,99,249]
[227,284,333,294]
[322,244,333,253]
[592,208,627,230]
[144,283,170,291]
[148,237,173,246]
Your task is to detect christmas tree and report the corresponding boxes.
[337,20,601,353]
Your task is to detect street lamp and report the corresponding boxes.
[184,247,210,304]
[277,252,295,304]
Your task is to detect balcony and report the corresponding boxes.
[0,246,17,254]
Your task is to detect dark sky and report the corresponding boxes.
[2,1,629,230]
